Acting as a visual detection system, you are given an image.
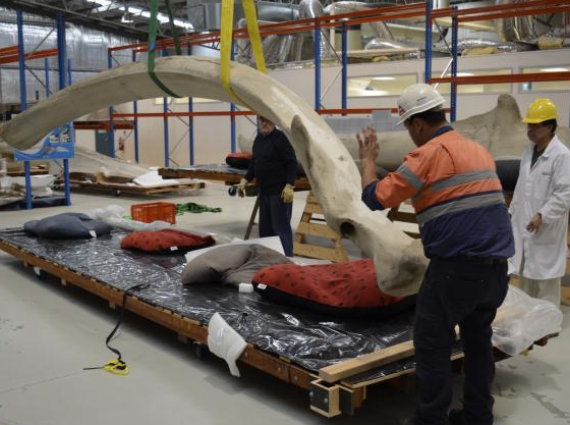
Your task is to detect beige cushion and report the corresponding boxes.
[181,244,292,286]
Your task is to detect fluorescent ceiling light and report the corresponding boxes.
[90,0,112,6]
[87,0,193,30]
[121,14,134,23]
[540,67,569,72]
[456,72,474,77]
[373,76,395,81]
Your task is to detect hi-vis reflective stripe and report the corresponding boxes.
[221,0,266,104]
[430,169,498,192]
[416,191,506,225]
[397,163,424,190]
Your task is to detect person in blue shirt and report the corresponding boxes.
[359,84,514,425]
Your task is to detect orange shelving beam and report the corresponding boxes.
[112,108,445,119]
[112,110,255,118]
[430,72,570,86]
[111,107,456,120]
[0,46,59,65]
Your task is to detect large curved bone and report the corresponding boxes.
[0,56,427,297]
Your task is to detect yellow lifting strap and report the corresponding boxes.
[220,0,266,105]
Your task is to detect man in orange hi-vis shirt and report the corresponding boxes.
[358,84,514,425]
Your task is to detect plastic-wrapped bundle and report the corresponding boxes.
[492,285,563,356]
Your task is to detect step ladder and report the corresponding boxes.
[293,192,348,262]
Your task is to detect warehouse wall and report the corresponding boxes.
[0,7,138,105]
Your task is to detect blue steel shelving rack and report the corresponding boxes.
[11,10,73,209]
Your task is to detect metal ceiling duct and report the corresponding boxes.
[364,38,418,50]
[433,0,450,10]
[236,18,295,66]
[437,38,536,54]
[325,2,393,41]
[495,0,570,47]
[256,1,299,22]
[187,0,298,32]
[291,0,331,62]
[187,0,245,32]
[495,0,535,42]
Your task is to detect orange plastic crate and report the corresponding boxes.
[131,202,176,224]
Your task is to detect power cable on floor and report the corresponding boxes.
[83,283,149,376]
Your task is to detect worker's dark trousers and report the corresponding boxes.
[259,193,293,256]
[414,258,509,425]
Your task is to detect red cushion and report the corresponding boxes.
[121,229,215,253]
[227,152,252,159]
[252,259,415,318]
[226,153,252,170]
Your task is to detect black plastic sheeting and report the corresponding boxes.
[495,159,520,193]
[0,227,423,380]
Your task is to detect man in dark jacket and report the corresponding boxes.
[238,116,297,256]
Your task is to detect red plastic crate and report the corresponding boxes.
[131,202,176,224]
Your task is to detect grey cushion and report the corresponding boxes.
[24,213,112,239]
[181,244,292,286]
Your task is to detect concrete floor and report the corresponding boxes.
[0,182,569,425]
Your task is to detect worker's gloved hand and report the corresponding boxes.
[281,184,294,203]
[237,178,248,198]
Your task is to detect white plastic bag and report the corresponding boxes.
[207,313,247,377]
[88,204,171,232]
[492,286,562,356]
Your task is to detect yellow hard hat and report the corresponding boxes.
[522,98,559,124]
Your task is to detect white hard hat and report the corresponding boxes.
[396,83,445,125]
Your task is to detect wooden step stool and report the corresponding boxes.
[293,192,348,263]
[386,203,420,239]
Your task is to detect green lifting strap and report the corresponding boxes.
[164,0,182,56]
[147,0,182,98]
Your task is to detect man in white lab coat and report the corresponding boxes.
[510,98,570,307]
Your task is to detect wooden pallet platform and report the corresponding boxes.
[0,237,431,417]
[5,161,50,176]
[62,172,205,196]
[7,166,50,177]
[159,165,311,190]
[0,237,555,417]
[0,238,408,416]
[0,238,312,386]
